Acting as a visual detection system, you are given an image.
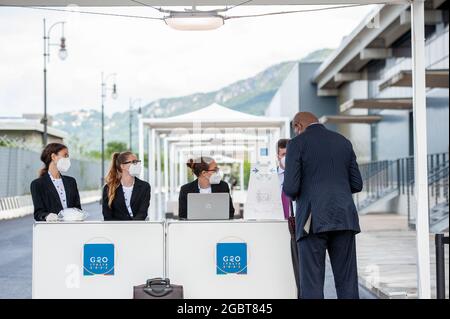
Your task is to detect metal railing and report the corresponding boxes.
[404,153,449,231]
[355,159,400,210]
[435,233,449,299]
[355,153,449,231]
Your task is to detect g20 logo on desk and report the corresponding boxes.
[83,243,115,276]
[216,242,247,275]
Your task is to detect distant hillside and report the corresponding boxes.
[53,48,333,154]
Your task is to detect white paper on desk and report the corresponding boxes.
[244,164,284,220]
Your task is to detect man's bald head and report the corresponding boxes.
[292,112,319,135]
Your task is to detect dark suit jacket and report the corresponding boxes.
[178,179,235,219]
[102,178,151,221]
[31,173,81,221]
[282,124,363,240]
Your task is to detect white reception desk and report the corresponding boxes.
[33,219,296,299]
[32,221,165,299]
[166,220,297,299]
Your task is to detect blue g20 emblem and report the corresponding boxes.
[216,242,247,275]
[83,243,115,276]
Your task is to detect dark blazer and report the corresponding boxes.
[30,173,81,221]
[178,179,235,220]
[283,124,363,240]
[102,178,151,221]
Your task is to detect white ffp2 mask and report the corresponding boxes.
[129,162,142,177]
[209,172,222,185]
[57,157,71,173]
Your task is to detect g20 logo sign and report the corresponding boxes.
[216,242,247,275]
[83,243,115,276]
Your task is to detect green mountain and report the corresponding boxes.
[52,49,332,155]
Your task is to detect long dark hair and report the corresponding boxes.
[39,143,68,177]
[105,151,133,208]
[186,156,214,177]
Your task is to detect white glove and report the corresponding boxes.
[45,213,59,222]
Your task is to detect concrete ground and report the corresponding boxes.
[0,202,376,299]
[357,213,449,299]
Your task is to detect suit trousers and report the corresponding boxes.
[297,230,359,299]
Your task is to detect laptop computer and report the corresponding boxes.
[187,193,230,220]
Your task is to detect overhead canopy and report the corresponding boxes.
[379,69,450,91]
[0,1,410,6]
[319,114,382,124]
[340,97,412,113]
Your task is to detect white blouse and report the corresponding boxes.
[198,182,212,194]
[48,172,68,209]
[122,184,134,217]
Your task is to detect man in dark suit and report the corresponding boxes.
[283,112,363,299]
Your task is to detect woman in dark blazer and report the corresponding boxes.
[102,151,151,221]
[179,156,234,219]
[31,143,81,221]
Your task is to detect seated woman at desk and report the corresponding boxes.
[179,156,235,219]
[31,143,81,221]
[102,151,151,221]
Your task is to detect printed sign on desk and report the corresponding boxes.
[244,163,284,220]
[83,243,115,276]
[216,242,247,275]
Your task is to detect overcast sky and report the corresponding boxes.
[0,4,376,116]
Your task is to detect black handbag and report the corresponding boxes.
[133,278,183,299]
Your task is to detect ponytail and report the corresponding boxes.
[105,151,133,208]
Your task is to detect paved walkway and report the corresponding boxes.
[357,213,449,299]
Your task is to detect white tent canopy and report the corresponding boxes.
[5,0,430,298]
[0,1,410,6]
[138,102,289,222]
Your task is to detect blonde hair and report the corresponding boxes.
[105,151,133,208]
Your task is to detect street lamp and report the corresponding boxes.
[42,18,67,147]
[129,98,142,152]
[101,72,118,186]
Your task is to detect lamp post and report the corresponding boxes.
[101,72,117,186]
[129,98,142,152]
[42,18,67,147]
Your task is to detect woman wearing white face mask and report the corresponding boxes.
[31,143,81,221]
[178,156,235,220]
[102,151,151,221]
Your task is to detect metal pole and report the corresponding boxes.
[101,72,105,186]
[129,98,132,152]
[411,0,431,299]
[435,234,446,299]
[138,111,144,180]
[43,19,48,147]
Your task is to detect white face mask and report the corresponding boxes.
[128,162,142,177]
[209,171,222,185]
[56,157,71,173]
[280,156,286,169]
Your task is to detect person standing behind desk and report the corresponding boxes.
[276,138,291,220]
[283,112,363,299]
[31,143,81,222]
[102,151,151,221]
[178,156,234,220]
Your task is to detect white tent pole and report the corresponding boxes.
[240,160,244,190]
[163,138,169,210]
[284,118,291,138]
[177,147,182,190]
[138,116,145,180]
[156,133,162,219]
[411,0,431,299]
[170,142,175,199]
[149,128,156,220]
